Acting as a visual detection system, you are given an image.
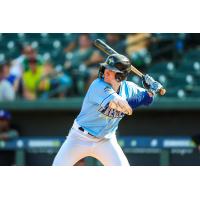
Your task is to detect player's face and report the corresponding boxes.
[104,69,120,87]
[104,69,115,81]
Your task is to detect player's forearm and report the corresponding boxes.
[127,90,154,109]
[109,96,133,115]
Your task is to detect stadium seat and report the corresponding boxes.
[148,61,176,76]
[23,33,41,43]
[65,52,74,61]
[194,78,200,87]
[52,40,62,49]
[0,53,5,62]
[184,49,200,61]
[17,33,26,38]
[0,44,7,52]
[50,50,62,63]
[7,41,15,50]
[165,88,186,98]
[2,33,18,41]
[0,33,198,100]
[191,62,200,77]
[157,74,168,87]
[4,41,21,59]
[185,74,195,85]
[193,62,200,71]
[40,33,49,38]
[38,40,53,54]
[186,87,200,97]
[39,34,53,47]
[167,74,187,89]
[178,59,200,76]
[16,34,29,45]
[42,52,51,61]
[49,33,65,40]
[177,89,187,98]
[62,33,80,44]
[31,41,39,49]
[185,74,196,91]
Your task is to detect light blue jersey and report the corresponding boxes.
[76,78,148,138]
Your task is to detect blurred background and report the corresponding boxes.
[0,33,200,166]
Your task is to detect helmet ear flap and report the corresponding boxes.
[98,65,105,79]
[115,71,129,82]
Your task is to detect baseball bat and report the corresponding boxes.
[94,39,166,96]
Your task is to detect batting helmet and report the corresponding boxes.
[99,54,131,82]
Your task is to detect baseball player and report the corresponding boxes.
[53,54,163,166]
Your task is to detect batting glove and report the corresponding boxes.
[142,74,163,95]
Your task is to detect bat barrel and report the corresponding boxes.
[94,39,118,55]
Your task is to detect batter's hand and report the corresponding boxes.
[109,97,133,115]
[142,74,163,95]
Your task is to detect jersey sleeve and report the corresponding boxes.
[126,81,154,109]
[88,79,120,108]
[127,90,153,109]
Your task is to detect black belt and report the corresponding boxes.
[78,127,97,138]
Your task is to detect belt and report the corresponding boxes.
[73,120,98,139]
[78,127,97,138]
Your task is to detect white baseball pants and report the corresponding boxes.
[52,127,130,166]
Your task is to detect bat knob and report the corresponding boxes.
[159,88,166,96]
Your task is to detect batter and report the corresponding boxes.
[53,54,163,166]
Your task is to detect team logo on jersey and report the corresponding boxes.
[104,86,112,93]
[98,104,125,119]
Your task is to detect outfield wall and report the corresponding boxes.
[1,98,200,137]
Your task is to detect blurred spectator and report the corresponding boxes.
[175,34,186,56]
[64,33,80,53]
[2,61,20,94]
[65,33,103,95]
[150,33,186,61]
[10,45,43,79]
[106,33,126,54]
[0,110,19,165]
[22,58,50,100]
[40,61,72,99]
[126,33,152,71]
[0,62,15,101]
[0,33,198,100]
[22,46,43,72]
[85,49,104,89]
[0,110,18,140]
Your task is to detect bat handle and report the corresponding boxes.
[159,88,166,96]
